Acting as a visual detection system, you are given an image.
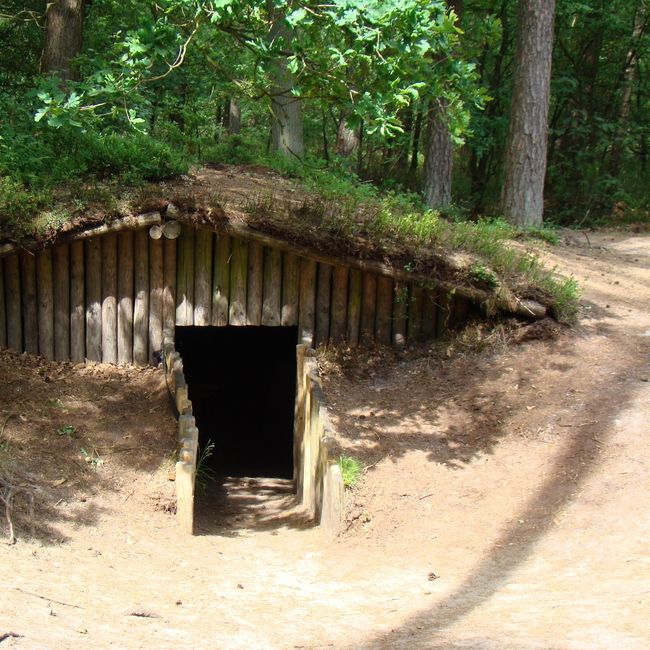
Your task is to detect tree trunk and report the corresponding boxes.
[228,98,241,135]
[40,0,86,81]
[321,108,330,161]
[335,112,359,157]
[501,0,556,228]
[423,99,453,210]
[356,120,364,175]
[269,20,304,159]
[609,0,647,173]
[410,103,424,172]
[422,0,463,209]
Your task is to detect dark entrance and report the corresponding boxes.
[175,326,297,479]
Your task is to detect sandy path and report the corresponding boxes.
[2,231,649,649]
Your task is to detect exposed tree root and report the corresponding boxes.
[0,478,35,545]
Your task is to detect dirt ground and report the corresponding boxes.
[1,230,649,649]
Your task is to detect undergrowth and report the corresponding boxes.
[339,455,362,489]
[0,120,190,236]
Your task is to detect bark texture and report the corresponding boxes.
[269,21,304,159]
[228,99,241,135]
[501,0,556,228]
[423,100,453,209]
[335,114,359,157]
[40,0,86,81]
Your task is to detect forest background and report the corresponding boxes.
[0,0,648,239]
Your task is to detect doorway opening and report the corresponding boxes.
[175,326,297,479]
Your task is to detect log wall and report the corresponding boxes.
[0,223,474,361]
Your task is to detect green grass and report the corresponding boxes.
[195,439,217,493]
[339,455,362,489]
[1,121,191,236]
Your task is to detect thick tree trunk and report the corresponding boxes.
[335,113,359,157]
[423,100,453,210]
[269,21,304,159]
[422,0,463,209]
[40,0,85,81]
[501,0,556,228]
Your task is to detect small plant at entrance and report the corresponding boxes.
[80,446,103,467]
[196,439,217,493]
[339,455,362,489]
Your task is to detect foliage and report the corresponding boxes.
[56,425,77,438]
[468,264,498,289]
[196,439,217,493]
[80,446,104,467]
[339,455,362,489]
[0,176,48,232]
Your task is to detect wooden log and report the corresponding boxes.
[407,285,424,342]
[210,218,492,306]
[176,381,190,414]
[375,276,393,346]
[70,241,85,362]
[228,238,248,326]
[360,273,377,346]
[0,211,521,319]
[163,237,176,340]
[246,241,263,325]
[392,282,408,347]
[293,345,307,489]
[193,228,212,326]
[37,248,54,360]
[300,370,313,506]
[85,239,102,362]
[346,270,362,346]
[149,236,164,362]
[0,213,162,258]
[175,461,195,535]
[261,246,282,326]
[117,231,134,365]
[320,462,344,538]
[298,258,317,345]
[211,234,230,326]
[330,266,349,343]
[0,260,6,348]
[133,228,149,366]
[436,290,452,338]
[4,255,21,352]
[421,289,437,340]
[315,263,332,347]
[19,252,38,355]
[101,234,117,364]
[451,294,470,330]
[281,252,299,327]
[53,244,70,361]
[187,426,199,469]
[175,225,194,326]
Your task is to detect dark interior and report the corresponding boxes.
[175,326,297,479]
